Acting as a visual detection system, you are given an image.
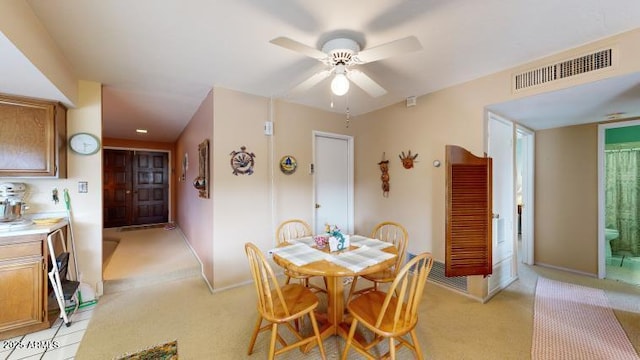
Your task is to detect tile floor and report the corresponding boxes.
[1,304,94,360]
[606,256,640,286]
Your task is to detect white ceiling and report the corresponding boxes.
[3,0,640,142]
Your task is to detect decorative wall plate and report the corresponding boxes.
[279,155,297,175]
[230,146,255,175]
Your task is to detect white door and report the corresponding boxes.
[313,132,354,235]
[487,113,515,293]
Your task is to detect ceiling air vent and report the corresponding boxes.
[513,48,614,92]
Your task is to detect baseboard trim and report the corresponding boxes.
[173,227,214,292]
[534,262,597,278]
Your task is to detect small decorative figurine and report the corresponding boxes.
[378,153,390,197]
[399,150,419,169]
[230,146,256,175]
[325,224,349,252]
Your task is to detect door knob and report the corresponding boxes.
[315,203,321,209]
[492,213,500,219]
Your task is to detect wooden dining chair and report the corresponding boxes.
[276,219,326,293]
[244,242,327,360]
[347,221,409,301]
[341,252,434,360]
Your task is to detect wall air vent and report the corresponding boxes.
[407,253,468,292]
[429,260,467,292]
[513,48,614,92]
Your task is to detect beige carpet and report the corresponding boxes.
[102,227,201,294]
[77,230,640,359]
[532,277,639,360]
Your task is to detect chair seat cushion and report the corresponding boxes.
[348,290,415,335]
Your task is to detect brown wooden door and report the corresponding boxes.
[103,149,132,228]
[445,145,493,277]
[131,151,169,225]
[103,149,168,228]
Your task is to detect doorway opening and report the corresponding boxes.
[598,121,640,286]
[101,148,190,294]
[516,125,534,267]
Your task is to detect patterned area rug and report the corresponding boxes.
[117,340,178,359]
[532,277,639,360]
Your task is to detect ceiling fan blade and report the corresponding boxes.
[290,69,332,94]
[270,37,327,60]
[355,36,422,64]
[347,69,387,97]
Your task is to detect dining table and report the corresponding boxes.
[270,235,397,347]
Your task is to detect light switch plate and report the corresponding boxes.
[78,181,88,193]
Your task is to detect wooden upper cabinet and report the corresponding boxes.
[0,94,67,178]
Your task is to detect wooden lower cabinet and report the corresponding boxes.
[0,233,50,340]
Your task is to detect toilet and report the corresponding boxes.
[605,228,619,263]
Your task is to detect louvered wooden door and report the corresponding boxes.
[445,145,493,277]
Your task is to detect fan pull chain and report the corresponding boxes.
[346,107,351,128]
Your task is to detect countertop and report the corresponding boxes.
[0,213,69,238]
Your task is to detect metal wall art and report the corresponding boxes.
[230,145,255,175]
[193,139,209,198]
[378,153,390,197]
[399,150,419,169]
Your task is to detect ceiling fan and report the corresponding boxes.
[270,35,422,98]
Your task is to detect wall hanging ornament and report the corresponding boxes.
[230,145,256,175]
[378,152,390,197]
[279,155,297,175]
[193,139,209,198]
[399,150,419,169]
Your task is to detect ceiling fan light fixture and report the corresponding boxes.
[331,73,349,96]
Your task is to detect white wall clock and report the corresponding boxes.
[69,132,101,155]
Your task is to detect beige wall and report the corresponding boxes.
[210,88,272,289]
[272,101,353,228]
[535,124,599,274]
[175,90,214,287]
[176,89,350,289]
